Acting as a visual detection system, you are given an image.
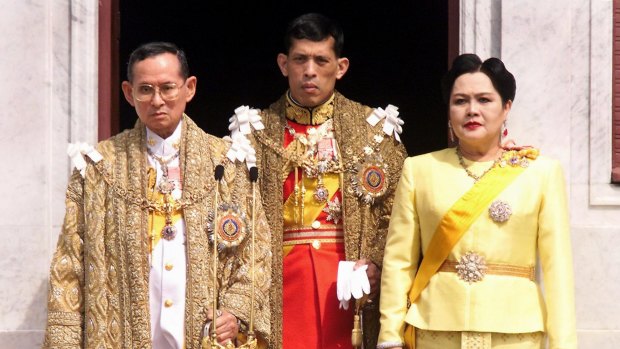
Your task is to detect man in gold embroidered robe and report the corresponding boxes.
[240,14,407,349]
[43,42,271,348]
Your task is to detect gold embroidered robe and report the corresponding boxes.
[254,92,407,349]
[43,116,271,348]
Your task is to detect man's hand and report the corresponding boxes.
[354,258,381,300]
[206,309,240,344]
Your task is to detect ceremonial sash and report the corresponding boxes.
[405,163,526,349]
[282,172,340,257]
[282,172,340,226]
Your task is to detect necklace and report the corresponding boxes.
[456,147,504,182]
[146,148,181,240]
[147,148,180,194]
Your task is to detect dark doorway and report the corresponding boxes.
[118,1,450,155]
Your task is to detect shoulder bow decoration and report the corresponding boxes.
[67,142,103,177]
[225,132,257,170]
[366,104,404,142]
[228,105,264,136]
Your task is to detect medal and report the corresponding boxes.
[350,153,389,205]
[313,176,329,203]
[161,222,177,240]
[207,203,248,251]
[157,178,175,195]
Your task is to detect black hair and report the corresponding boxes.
[441,53,516,105]
[283,13,345,57]
[126,41,189,82]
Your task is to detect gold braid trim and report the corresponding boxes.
[284,91,335,125]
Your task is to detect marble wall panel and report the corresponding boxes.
[0,0,50,228]
[500,0,572,169]
[0,330,44,348]
[51,0,72,227]
[578,331,620,349]
[569,0,594,186]
[460,0,501,58]
[0,0,74,341]
[571,227,620,330]
[0,226,50,331]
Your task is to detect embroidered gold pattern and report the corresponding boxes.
[44,116,272,348]
[285,92,335,125]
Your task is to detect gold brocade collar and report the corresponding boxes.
[285,92,335,125]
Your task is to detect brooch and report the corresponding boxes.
[499,147,539,169]
[455,251,487,283]
[207,203,248,252]
[488,200,512,223]
[349,153,389,205]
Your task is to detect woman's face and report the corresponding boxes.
[449,72,511,148]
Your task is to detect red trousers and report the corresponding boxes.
[282,243,354,349]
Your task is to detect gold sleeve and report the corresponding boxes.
[377,157,420,345]
[43,170,85,348]
[538,160,577,348]
[218,161,272,345]
[368,137,408,268]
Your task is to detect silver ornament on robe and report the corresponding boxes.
[488,200,512,223]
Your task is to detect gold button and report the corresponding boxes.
[311,220,321,229]
[164,299,173,307]
[165,263,173,271]
[312,240,321,250]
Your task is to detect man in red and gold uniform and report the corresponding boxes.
[231,13,407,349]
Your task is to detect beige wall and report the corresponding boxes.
[0,0,98,346]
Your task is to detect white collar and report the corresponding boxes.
[145,120,183,157]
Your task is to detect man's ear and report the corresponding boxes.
[277,53,289,77]
[121,81,135,107]
[336,57,350,80]
[184,76,197,102]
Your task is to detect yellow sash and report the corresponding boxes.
[405,163,526,349]
[282,172,340,226]
[282,172,340,257]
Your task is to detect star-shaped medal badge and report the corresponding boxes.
[322,197,342,224]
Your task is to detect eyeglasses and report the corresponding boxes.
[133,81,186,102]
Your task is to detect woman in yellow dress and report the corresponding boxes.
[376,54,577,349]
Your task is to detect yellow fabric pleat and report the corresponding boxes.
[406,164,525,349]
[281,172,339,257]
[404,324,415,349]
[282,172,340,227]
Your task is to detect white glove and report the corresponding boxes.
[337,261,370,310]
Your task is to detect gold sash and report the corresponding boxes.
[282,172,340,257]
[405,163,526,349]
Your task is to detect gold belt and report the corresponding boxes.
[283,226,344,248]
[439,260,535,281]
